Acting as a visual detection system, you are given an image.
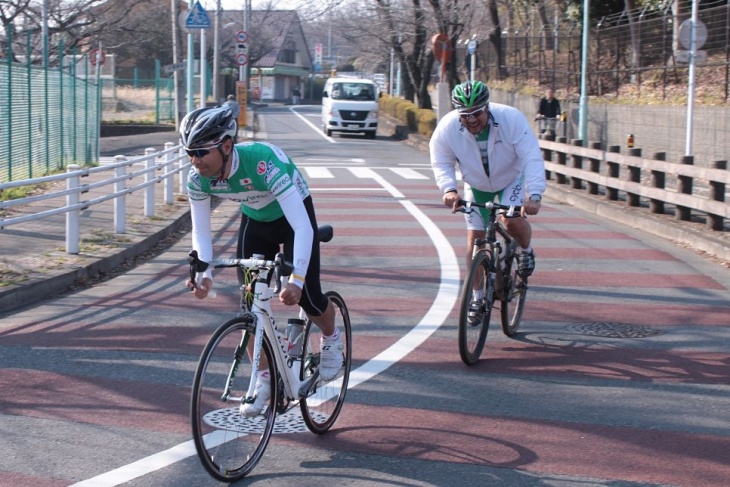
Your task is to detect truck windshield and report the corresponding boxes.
[331,83,375,101]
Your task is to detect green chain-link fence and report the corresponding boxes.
[1,28,176,183]
[1,35,100,182]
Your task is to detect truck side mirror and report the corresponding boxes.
[322,91,328,98]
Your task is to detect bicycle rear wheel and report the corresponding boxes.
[500,253,528,337]
[458,250,494,365]
[191,317,278,482]
[300,290,352,434]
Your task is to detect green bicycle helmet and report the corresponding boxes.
[451,80,490,109]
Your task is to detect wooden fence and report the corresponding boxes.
[538,135,729,231]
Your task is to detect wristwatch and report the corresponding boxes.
[529,194,542,202]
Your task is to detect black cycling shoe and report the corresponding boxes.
[467,299,484,325]
[517,250,535,277]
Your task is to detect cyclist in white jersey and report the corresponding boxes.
[429,81,546,320]
[181,105,343,416]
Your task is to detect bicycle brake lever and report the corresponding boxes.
[456,199,473,214]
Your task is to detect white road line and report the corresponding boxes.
[69,169,459,486]
[290,106,336,143]
[303,167,335,179]
[388,167,429,179]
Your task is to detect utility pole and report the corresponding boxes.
[212,0,221,103]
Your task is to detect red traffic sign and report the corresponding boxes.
[89,48,106,66]
[236,53,248,66]
[236,30,248,43]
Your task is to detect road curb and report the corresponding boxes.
[544,186,730,264]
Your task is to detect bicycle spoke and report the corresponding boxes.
[458,251,493,365]
[191,319,277,482]
[500,256,528,337]
[300,291,351,434]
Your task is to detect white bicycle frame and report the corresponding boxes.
[221,258,316,407]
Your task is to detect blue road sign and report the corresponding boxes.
[186,1,211,29]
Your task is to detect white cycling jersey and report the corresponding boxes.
[429,102,546,198]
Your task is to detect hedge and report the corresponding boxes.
[379,94,437,138]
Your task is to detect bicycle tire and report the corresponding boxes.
[300,290,352,434]
[458,250,494,365]
[500,253,528,337]
[191,316,278,482]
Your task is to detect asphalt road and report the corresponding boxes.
[0,105,728,487]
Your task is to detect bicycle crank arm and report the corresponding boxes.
[297,371,319,399]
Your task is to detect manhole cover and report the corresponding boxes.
[567,322,662,338]
[203,407,325,434]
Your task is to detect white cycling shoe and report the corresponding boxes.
[319,331,344,381]
[240,373,271,418]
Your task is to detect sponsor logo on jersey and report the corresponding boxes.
[270,175,290,195]
[211,179,230,190]
[264,165,280,184]
[508,181,524,202]
[257,161,267,175]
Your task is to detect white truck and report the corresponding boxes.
[321,77,380,139]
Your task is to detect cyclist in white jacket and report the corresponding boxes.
[430,81,545,320]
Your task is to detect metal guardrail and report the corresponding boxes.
[0,142,190,254]
[539,136,729,231]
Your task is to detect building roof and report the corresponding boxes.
[218,9,312,72]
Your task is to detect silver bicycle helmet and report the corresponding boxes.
[179,105,237,149]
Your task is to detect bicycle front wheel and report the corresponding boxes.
[458,250,494,365]
[300,290,352,434]
[500,254,528,337]
[191,317,278,482]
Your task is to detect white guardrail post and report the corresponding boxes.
[179,146,188,195]
[115,155,127,233]
[66,164,81,254]
[164,142,175,205]
[144,148,156,217]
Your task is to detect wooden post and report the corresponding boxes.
[541,141,554,181]
[556,141,568,185]
[676,155,694,221]
[708,160,727,230]
[627,148,642,207]
[588,142,602,195]
[649,152,666,214]
[606,145,620,201]
[570,139,583,190]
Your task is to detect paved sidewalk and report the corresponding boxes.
[0,131,192,314]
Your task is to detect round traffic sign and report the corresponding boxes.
[678,19,708,50]
[236,53,248,66]
[236,30,248,43]
[89,48,105,66]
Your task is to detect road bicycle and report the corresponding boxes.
[456,201,529,365]
[187,225,352,482]
[535,115,559,136]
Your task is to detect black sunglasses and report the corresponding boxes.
[185,144,220,158]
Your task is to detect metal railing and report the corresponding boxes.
[0,142,190,254]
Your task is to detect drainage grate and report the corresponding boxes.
[567,322,663,338]
[203,407,324,434]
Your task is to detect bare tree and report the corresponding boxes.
[1,0,148,65]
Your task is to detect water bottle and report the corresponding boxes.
[286,318,305,358]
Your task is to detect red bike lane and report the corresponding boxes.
[0,165,728,486]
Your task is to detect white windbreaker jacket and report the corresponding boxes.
[429,102,546,197]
